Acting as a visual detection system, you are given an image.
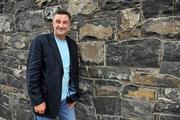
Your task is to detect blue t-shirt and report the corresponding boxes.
[55,36,70,101]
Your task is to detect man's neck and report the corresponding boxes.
[54,34,66,40]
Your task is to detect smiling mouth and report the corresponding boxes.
[56,28,65,30]
[55,29,66,32]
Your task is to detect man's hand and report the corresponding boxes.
[67,102,76,109]
[34,102,46,114]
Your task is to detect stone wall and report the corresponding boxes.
[0,0,180,120]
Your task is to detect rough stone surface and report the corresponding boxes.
[0,104,11,120]
[10,33,30,50]
[0,35,3,49]
[163,42,180,62]
[79,66,89,77]
[118,8,140,29]
[68,0,98,15]
[159,115,180,120]
[142,16,180,35]
[88,67,131,81]
[158,88,180,103]
[79,23,113,40]
[118,29,142,40]
[79,78,94,96]
[79,41,104,64]
[106,38,161,68]
[93,97,121,115]
[142,0,180,18]
[154,101,180,115]
[132,70,180,87]
[76,103,98,120]
[99,0,140,11]
[44,5,61,20]
[16,11,45,32]
[95,80,122,96]
[122,84,157,100]
[0,3,4,13]
[13,0,31,14]
[160,62,180,78]
[121,99,154,120]
[99,115,119,120]
[0,14,14,32]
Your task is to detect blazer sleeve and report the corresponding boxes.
[69,40,80,102]
[26,36,44,106]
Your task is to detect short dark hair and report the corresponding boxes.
[53,9,71,20]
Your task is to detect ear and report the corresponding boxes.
[68,22,71,31]
[52,20,54,28]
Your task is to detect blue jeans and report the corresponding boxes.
[35,100,75,120]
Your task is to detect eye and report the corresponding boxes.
[56,20,61,24]
[63,21,68,24]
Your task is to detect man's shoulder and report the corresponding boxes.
[35,33,52,40]
[66,36,77,45]
[32,33,52,43]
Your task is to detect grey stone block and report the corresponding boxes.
[106,38,161,68]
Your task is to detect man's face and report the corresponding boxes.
[52,14,70,39]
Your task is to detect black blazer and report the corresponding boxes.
[26,33,79,118]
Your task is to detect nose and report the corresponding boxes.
[58,23,63,28]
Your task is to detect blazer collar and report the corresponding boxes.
[48,33,73,69]
[48,32,63,69]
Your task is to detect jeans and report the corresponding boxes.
[35,100,75,120]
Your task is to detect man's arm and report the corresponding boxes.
[26,37,44,106]
[69,40,80,101]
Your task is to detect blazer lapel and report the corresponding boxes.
[66,36,73,68]
[48,33,63,69]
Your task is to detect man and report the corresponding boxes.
[26,9,79,120]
